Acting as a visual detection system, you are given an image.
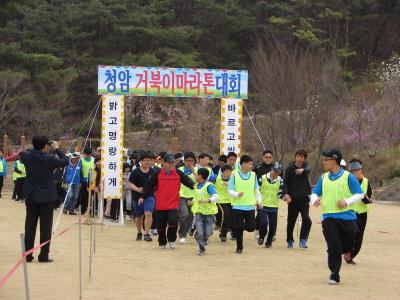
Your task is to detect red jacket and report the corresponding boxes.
[149,168,194,210]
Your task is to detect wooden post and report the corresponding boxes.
[21,135,26,151]
[76,137,83,153]
[3,135,8,156]
[170,137,179,153]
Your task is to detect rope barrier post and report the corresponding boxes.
[78,205,82,300]
[88,190,93,281]
[19,233,30,300]
[119,198,124,225]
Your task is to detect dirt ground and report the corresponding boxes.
[1,186,400,300]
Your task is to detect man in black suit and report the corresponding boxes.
[21,136,68,263]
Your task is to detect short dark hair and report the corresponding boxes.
[174,153,182,160]
[140,151,153,161]
[197,167,210,180]
[240,154,253,165]
[263,150,273,156]
[32,135,49,150]
[218,155,228,163]
[295,149,308,159]
[83,147,92,155]
[123,162,131,170]
[184,152,196,160]
[158,151,167,158]
[227,152,238,158]
[221,164,233,172]
[198,153,209,160]
[349,158,363,165]
[208,155,213,161]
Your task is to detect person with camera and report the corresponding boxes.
[21,136,68,263]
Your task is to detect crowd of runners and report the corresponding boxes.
[3,139,373,285]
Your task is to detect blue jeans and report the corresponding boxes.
[194,214,215,252]
[64,184,81,212]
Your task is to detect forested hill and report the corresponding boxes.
[0,0,399,138]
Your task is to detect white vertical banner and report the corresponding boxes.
[101,95,125,200]
[220,98,243,155]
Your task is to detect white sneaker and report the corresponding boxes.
[169,242,176,249]
[328,278,339,285]
[56,207,63,211]
[126,215,132,221]
[255,230,259,239]
[151,229,158,236]
[159,245,167,249]
[179,238,187,244]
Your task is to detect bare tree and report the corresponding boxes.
[250,38,349,168]
[0,70,27,130]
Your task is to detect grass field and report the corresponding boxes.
[1,187,399,300]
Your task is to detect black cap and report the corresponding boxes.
[163,153,175,163]
[322,149,342,165]
[272,161,283,174]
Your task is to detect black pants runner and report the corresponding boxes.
[258,208,278,245]
[156,209,179,246]
[286,197,312,242]
[232,209,256,250]
[0,176,4,197]
[15,178,26,200]
[322,218,358,276]
[24,202,54,260]
[79,182,89,213]
[218,203,233,237]
[351,212,368,260]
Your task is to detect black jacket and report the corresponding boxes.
[254,162,273,178]
[283,162,311,199]
[21,148,68,204]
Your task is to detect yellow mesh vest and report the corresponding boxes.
[193,182,218,215]
[321,171,353,214]
[231,169,257,206]
[260,174,280,208]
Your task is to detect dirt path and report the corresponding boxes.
[1,187,399,300]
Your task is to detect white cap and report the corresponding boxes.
[340,159,346,167]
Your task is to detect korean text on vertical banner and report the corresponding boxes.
[220,98,243,155]
[101,95,124,199]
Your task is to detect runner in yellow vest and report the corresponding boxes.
[193,168,219,255]
[310,149,365,285]
[346,158,373,264]
[211,164,234,242]
[80,147,95,214]
[258,162,291,248]
[228,155,262,254]
[13,158,26,202]
[178,152,198,243]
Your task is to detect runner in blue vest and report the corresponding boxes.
[311,149,364,285]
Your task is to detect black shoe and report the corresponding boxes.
[235,248,243,254]
[38,258,54,263]
[144,234,152,242]
[219,234,227,243]
[258,238,264,245]
[136,233,143,241]
[265,243,272,248]
[328,273,340,285]
[68,211,77,215]
[26,256,34,263]
[189,228,195,237]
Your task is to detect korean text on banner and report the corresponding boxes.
[220,98,243,155]
[101,95,124,199]
[98,66,248,99]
